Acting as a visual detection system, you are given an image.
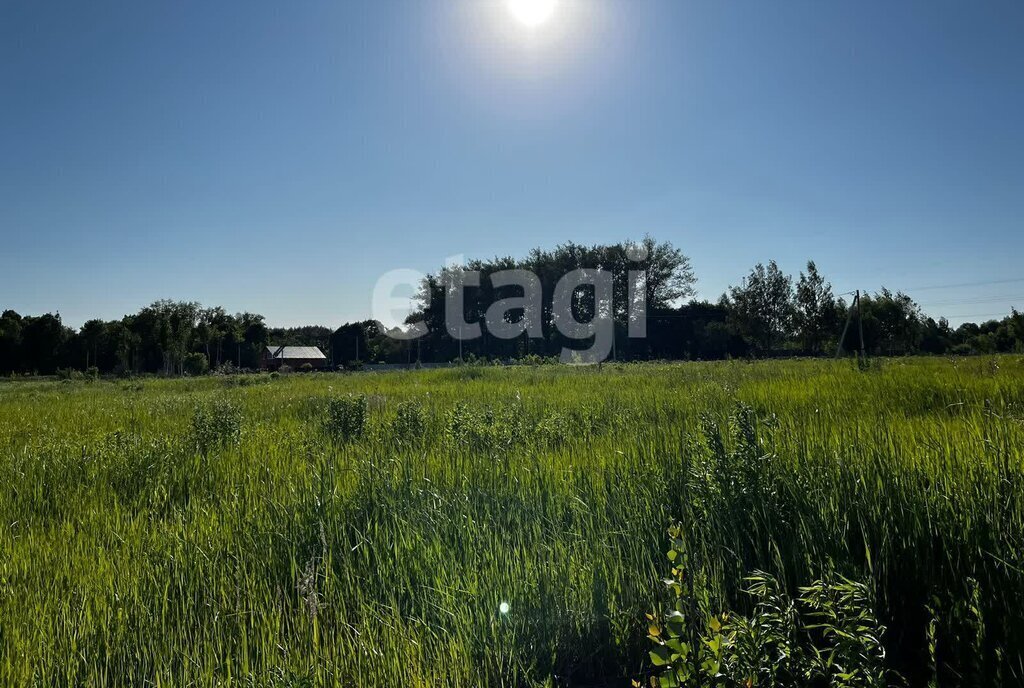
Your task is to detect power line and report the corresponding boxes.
[919,294,1024,307]
[938,311,1019,320]
[901,277,1024,292]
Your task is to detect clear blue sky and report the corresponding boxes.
[2,0,1023,328]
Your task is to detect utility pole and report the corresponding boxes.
[857,290,866,360]
[836,290,859,359]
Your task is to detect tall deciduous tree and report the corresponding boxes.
[80,319,105,369]
[855,289,923,356]
[794,261,838,354]
[0,310,24,374]
[20,313,69,374]
[726,260,795,354]
[409,237,697,360]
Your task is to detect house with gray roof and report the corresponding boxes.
[261,345,328,371]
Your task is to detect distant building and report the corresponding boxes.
[261,345,328,371]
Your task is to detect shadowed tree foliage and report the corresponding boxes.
[19,313,71,375]
[839,289,925,357]
[0,310,24,375]
[404,236,698,361]
[330,321,375,366]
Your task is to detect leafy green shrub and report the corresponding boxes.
[799,574,888,687]
[190,399,242,453]
[444,402,480,446]
[55,367,84,381]
[183,352,209,376]
[444,401,526,452]
[642,527,890,688]
[536,411,573,447]
[462,353,486,366]
[519,353,558,366]
[325,394,368,440]
[391,400,426,442]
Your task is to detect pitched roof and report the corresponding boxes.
[265,345,327,360]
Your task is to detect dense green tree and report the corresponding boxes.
[847,290,923,356]
[408,237,697,361]
[0,310,24,374]
[331,322,373,366]
[794,261,838,354]
[104,319,138,373]
[79,319,106,370]
[197,307,226,365]
[645,302,746,360]
[725,261,795,354]
[20,313,70,374]
[920,317,954,355]
[240,314,270,368]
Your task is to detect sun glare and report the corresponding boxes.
[507,0,558,27]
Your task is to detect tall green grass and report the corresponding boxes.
[0,357,1022,685]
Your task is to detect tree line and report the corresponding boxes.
[2,238,1022,375]
[386,239,1023,362]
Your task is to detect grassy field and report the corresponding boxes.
[1,357,1023,686]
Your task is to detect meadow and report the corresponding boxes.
[1,357,1023,686]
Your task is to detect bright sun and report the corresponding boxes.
[507,0,558,27]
